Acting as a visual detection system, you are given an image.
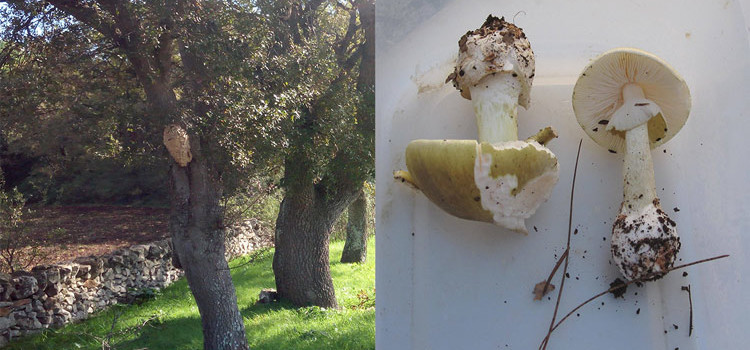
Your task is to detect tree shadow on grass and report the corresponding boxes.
[114,314,203,350]
[112,253,281,349]
[241,301,375,350]
[118,300,374,350]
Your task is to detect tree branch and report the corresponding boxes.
[155,24,175,81]
[44,0,157,87]
[334,4,359,66]
[300,0,325,37]
[0,8,37,70]
[98,0,157,82]
[45,0,118,43]
[316,0,374,209]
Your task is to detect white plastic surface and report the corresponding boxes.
[376,1,750,349]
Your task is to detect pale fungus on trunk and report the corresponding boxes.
[163,124,192,167]
[572,48,691,280]
[395,15,559,234]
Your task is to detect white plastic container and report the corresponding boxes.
[376,1,750,348]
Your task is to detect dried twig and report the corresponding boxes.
[681,284,693,337]
[540,249,568,298]
[540,139,582,350]
[512,10,527,24]
[102,308,123,350]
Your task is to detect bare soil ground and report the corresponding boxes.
[20,206,170,267]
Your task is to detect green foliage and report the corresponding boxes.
[175,2,287,183]
[127,287,163,305]
[0,171,24,230]
[0,169,45,273]
[0,5,167,205]
[28,157,168,206]
[222,176,281,228]
[251,192,284,231]
[243,1,374,194]
[2,0,373,209]
[6,237,376,349]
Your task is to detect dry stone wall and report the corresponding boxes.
[0,219,271,347]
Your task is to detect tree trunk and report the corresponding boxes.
[272,184,350,308]
[341,187,368,263]
[169,138,250,350]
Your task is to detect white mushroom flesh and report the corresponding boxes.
[474,140,558,234]
[471,73,521,144]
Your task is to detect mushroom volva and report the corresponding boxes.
[395,15,559,234]
[572,48,690,280]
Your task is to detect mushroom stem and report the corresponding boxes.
[470,73,521,144]
[622,123,657,211]
[620,84,657,211]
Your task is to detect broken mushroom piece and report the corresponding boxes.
[395,15,559,234]
[398,139,558,233]
[572,48,691,280]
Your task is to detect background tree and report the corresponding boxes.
[270,0,375,308]
[340,184,369,263]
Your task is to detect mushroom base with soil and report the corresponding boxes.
[611,199,680,281]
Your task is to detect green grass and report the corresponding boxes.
[9,237,375,350]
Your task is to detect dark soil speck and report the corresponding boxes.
[609,278,627,298]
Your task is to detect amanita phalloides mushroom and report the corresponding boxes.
[572,48,691,280]
[395,15,559,234]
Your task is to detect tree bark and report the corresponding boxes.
[170,138,250,350]
[341,187,368,263]
[272,147,360,308]
[272,190,341,308]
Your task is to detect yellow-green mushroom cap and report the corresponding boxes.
[402,139,558,233]
[572,48,691,153]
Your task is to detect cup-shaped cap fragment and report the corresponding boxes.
[404,139,558,233]
[447,15,535,108]
[572,48,690,153]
